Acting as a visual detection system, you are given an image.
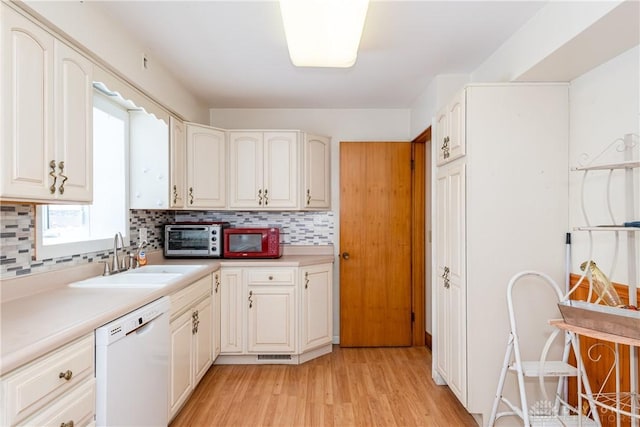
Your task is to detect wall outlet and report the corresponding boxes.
[139,227,148,243]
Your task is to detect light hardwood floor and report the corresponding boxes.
[170,346,477,427]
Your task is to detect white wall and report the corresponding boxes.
[471,1,623,83]
[22,1,209,123]
[568,45,640,286]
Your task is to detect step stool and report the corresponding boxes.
[488,271,601,426]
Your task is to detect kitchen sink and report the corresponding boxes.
[68,273,183,288]
[125,265,206,274]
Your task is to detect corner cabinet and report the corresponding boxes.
[168,274,214,421]
[217,262,333,364]
[1,4,93,203]
[228,131,299,209]
[432,84,570,421]
[303,134,331,209]
[185,123,227,209]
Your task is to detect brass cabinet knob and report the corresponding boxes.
[341,252,350,260]
[58,370,73,381]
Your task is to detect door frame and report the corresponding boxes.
[412,127,430,347]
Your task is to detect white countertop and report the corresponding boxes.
[0,249,334,376]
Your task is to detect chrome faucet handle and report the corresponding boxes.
[129,253,137,269]
[101,261,111,276]
[120,251,128,271]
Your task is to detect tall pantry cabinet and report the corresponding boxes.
[432,84,569,423]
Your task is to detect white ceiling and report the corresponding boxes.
[95,1,548,109]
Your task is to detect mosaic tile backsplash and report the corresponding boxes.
[0,204,334,279]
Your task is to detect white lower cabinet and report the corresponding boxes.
[220,268,244,354]
[0,334,95,427]
[247,286,296,353]
[217,263,333,364]
[300,263,333,352]
[168,273,214,421]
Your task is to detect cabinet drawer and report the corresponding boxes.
[170,274,212,318]
[19,377,95,427]
[246,269,296,285]
[1,334,94,426]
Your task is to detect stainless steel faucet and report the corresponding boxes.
[112,232,125,273]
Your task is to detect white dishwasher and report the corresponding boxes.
[95,296,170,427]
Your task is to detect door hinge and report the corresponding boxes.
[411,312,415,322]
[410,159,415,170]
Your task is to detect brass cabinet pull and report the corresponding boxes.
[248,290,253,308]
[442,136,450,159]
[192,310,199,334]
[306,189,311,205]
[341,252,350,260]
[57,161,68,195]
[189,187,194,205]
[442,266,450,289]
[60,421,74,427]
[214,274,220,293]
[172,185,178,204]
[304,271,309,289]
[49,160,57,194]
[263,188,268,206]
[58,370,73,381]
[257,189,263,205]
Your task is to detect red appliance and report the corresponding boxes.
[223,227,283,259]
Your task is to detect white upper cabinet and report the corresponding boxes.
[1,5,93,203]
[435,89,465,166]
[186,123,226,209]
[169,116,186,209]
[129,112,169,209]
[229,131,298,210]
[302,134,331,209]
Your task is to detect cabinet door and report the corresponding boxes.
[169,116,186,208]
[434,162,467,405]
[263,132,298,209]
[220,269,244,353]
[186,123,226,209]
[1,6,55,201]
[228,132,263,208]
[434,107,449,166]
[303,134,331,209]
[213,272,221,358]
[193,296,213,384]
[53,40,93,202]
[169,310,193,419]
[300,264,333,352]
[247,286,296,353]
[435,89,466,166]
[446,91,466,163]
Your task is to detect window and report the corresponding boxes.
[36,91,130,259]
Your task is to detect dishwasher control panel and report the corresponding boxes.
[95,297,170,346]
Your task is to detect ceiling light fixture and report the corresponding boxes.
[279,0,369,68]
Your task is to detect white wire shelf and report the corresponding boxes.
[574,226,640,232]
[582,391,640,420]
[572,160,640,171]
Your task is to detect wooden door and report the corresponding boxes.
[340,142,412,347]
